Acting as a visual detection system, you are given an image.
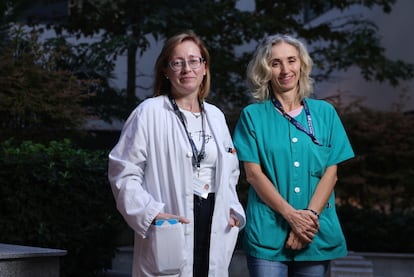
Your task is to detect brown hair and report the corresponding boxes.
[153,30,211,101]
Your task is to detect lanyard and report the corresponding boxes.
[270,93,321,146]
[168,95,206,168]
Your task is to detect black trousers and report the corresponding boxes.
[193,193,215,277]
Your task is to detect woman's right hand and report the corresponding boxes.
[286,209,319,243]
[155,212,190,224]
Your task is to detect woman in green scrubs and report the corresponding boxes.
[233,34,355,277]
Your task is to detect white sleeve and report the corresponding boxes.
[108,108,164,238]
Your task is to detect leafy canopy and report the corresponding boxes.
[63,0,413,111]
[5,0,414,117]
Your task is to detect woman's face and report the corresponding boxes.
[165,40,206,98]
[269,42,301,94]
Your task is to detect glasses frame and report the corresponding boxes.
[168,57,205,72]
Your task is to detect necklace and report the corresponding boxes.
[191,112,201,118]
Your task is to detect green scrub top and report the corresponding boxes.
[233,98,355,262]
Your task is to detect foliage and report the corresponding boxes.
[1,0,55,44]
[329,103,414,252]
[62,0,174,101]
[5,0,413,120]
[338,204,414,253]
[0,1,11,43]
[41,34,136,122]
[56,0,414,117]
[337,105,414,214]
[59,0,254,108]
[0,27,87,137]
[249,0,412,85]
[0,139,126,277]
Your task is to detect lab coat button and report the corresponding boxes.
[292,137,298,143]
[294,187,300,193]
[294,161,300,167]
[186,152,193,158]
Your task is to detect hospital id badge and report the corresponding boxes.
[193,177,209,199]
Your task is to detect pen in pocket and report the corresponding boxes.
[227,147,236,154]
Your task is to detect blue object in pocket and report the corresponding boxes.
[154,218,179,226]
[148,218,185,274]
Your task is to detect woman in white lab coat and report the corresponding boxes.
[108,30,245,277]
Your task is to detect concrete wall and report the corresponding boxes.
[0,243,67,277]
[359,252,414,277]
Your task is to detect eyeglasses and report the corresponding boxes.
[168,57,205,72]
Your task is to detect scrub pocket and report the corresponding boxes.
[148,221,185,275]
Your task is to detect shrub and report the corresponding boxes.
[0,139,126,277]
[338,204,414,253]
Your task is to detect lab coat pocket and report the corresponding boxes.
[223,225,240,267]
[148,222,185,275]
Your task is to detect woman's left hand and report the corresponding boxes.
[229,208,240,227]
[285,230,308,250]
[155,212,190,224]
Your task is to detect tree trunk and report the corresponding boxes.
[127,43,138,100]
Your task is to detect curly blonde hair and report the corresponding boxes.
[247,34,314,102]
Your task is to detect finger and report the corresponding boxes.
[178,216,190,224]
[155,212,167,219]
[159,214,190,224]
[229,216,240,227]
[285,238,293,249]
[285,232,294,249]
[291,238,298,250]
[229,212,240,227]
[291,233,307,250]
[232,218,240,227]
[298,232,313,244]
[295,240,305,250]
[292,236,303,250]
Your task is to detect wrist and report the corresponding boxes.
[280,205,297,224]
[304,208,319,218]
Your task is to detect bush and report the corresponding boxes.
[338,204,414,253]
[0,139,126,277]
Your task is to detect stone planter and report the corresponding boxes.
[0,243,67,277]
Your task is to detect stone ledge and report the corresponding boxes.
[0,243,67,277]
[0,243,67,259]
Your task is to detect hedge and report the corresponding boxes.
[0,139,126,277]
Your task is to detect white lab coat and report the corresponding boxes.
[108,95,245,277]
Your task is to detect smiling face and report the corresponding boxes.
[270,41,301,95]
[165,40,206,99]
